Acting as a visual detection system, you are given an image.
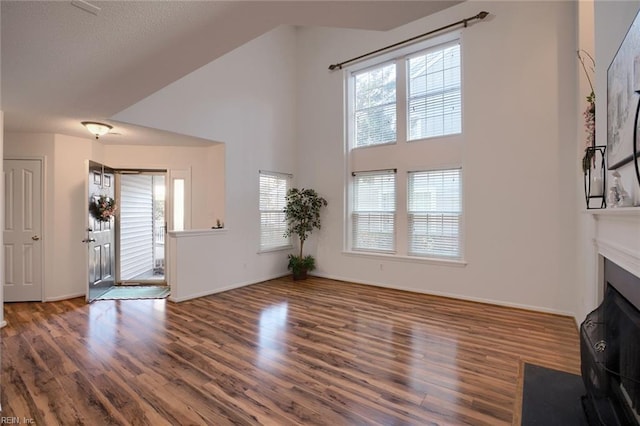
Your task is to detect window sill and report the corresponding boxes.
[168,228,228,238]
[342,250,467,267]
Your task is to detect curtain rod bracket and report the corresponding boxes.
[328,11,490,71]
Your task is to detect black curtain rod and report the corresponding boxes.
[328,11,489,71]
[352,168,397,177]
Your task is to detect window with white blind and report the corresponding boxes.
[407,42,461,140]
[259,171,292,251]
[345,37,464,263]
[408,168,462,259]
[352,170,396,252]
[348,40,461,149]
[353,63,397,148]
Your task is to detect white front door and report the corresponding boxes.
[3,159,43,302]
[86,161,116,302]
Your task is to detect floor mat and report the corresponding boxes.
[96,285,170,300]
[521,363,588,425]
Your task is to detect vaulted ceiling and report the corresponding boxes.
[1,1,461,145]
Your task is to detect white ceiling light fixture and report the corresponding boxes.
[81,121,113,139]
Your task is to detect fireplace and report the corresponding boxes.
[580,258,640,425]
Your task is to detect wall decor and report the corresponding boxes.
[607,8,640,170]
[584,145,606,209]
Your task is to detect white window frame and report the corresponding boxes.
[350,61,398,149]
[350,169,397,254]
[406,40,462,141]
[407,168,463,260]
[259,170,292,252]
[344,33,466,265]
[347,35,462,151]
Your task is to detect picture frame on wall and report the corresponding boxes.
[607,7,640,170]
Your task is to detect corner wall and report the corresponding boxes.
[4,133,224,301]
[113,25,299,288]
[575,0,640,321]
[296,1,580,315]
[0,112,4,326]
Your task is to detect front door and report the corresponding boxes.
[86,161,116,302]
[3,159,43,302]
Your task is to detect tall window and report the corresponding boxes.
[259,171,291,251]
[346,37,464,261]
[349,40,461,150]
[352,170,396,253]
[408,169,461,259]
[353,63,397,148]
[408,42,461,140]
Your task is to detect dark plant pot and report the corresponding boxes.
[292,269,308,281]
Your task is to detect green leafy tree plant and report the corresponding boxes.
[283,188,327,279]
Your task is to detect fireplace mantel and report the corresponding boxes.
[588,207,640,280]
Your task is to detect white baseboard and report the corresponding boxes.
[169,273,289,303]
[45,292,85,302]
[312,272,577,319]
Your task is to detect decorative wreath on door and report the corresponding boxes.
[90,195,117,222]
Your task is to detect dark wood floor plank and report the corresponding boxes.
[1,276,581,425]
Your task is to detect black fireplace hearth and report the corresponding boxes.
[580,259,640,425]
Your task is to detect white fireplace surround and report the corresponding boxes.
[592,208,640,300]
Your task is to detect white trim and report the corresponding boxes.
[168,168,192,231]
[594,237,640,281]
[168,228,228,238]
[313,272,575,317]
[45,292,85,302]
[168,273,288,303]
[342,250,467,267]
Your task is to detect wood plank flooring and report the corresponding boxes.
[1,276,581,425]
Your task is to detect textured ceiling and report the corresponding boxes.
[1,1,461,145]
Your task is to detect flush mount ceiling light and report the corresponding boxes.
[81,121,113,139]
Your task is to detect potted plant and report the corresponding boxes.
[283,188,327,280]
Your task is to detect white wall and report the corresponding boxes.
[103,144,225,228]
[576,0,598,323]
[52,134,102,300]
[113,25,299,287]
[296,1,580,315]
[0,112,4,326]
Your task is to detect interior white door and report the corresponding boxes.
[3,159,43,302]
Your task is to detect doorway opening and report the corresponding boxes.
[117,171,166,284]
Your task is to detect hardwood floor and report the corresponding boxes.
[1,277,580,425]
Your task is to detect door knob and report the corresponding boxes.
[32,235,40,241]
[82,238,96,243]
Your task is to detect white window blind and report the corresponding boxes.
[259,171,291,251]
[408,42,461,140]
[408,168,461,258]
[353,63,397,148]
[352,170,396,252]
